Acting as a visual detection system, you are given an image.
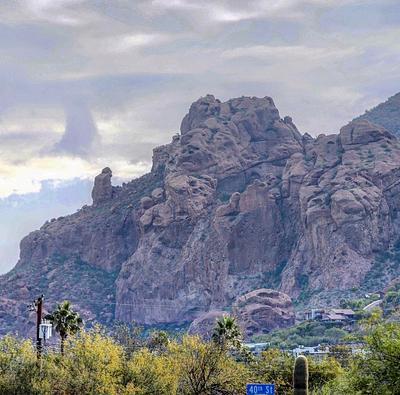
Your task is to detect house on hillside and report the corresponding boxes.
[299,308,355,323]
[291,345,329,361]
[322,309,355,322]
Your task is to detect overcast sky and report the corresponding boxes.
[0,0,400,273]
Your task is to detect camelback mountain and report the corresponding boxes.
[1,94,400,336]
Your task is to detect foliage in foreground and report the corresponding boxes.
[323,318,400,394]
[0,328,341,395]
[0,317,399,394]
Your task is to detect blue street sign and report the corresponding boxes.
[246,383,275,394]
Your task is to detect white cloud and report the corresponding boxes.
[106,33,172,53]
[149,0,364,23]
[24,0,87,25]
[221,44,361,60]
[0,156,150,198]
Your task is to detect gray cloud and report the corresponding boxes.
[53,101,99,157]
[0,0,400,271]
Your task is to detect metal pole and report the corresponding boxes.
[36,295,43,360]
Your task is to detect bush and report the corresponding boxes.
[0,328,349,394]
[321,320,400,394]
[45,326,125,394]
[0,336,41,395]
[123,349,178,394]
[250,349,293,393]
[172,335,250,394]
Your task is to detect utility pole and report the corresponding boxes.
[35,295,44,360]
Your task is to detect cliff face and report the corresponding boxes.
[1,94,400,334]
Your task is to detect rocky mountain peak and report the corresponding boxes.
[161,95,303,179]
[2,93,400,336]
[180,94,222,134]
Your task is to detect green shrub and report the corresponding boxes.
[0,336,41,395]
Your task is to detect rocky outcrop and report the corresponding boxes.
[188,310,226,339]
[92,167,113,205]
[233,289,295,338]
[355,92,400,137]
[115,95,304,325]
[2,94,400,335]
[188,289,295,340]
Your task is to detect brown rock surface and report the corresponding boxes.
[2,94,400,335]
[92,167,113,205]
[188,289,294,340]
[188,310,226,339]
[233,289,295,338]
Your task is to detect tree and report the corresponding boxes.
[328,345,352,367]
[124,348,179,394]
[111,322,144,358]
[0,335,41,394]
[250,349,293,393]
[147,330,170,354]
[212,315,242,350]
[351,321,400,394]
[172,335,249,395]
[45,300,83,355]
[45,326,125,395]
[322,320,400,394]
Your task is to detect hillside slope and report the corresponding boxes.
[355,92,400,136]
[2,94,400,335]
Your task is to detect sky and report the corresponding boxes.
[0,0,400,273]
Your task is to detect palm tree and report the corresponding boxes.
[212,315,242,350]
[45,300,83,355]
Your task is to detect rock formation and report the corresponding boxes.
[188,310,227,339]
[233,289,295,338]
[188,289,295,339]
[355,92,400,137]
[1,94,400,335]
[92,167,113,205]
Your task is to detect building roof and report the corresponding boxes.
[322,313,347,321]
[330,308,355,315]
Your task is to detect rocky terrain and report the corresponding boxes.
[1,93,400,337]
[355,92,400,137]
[188,289,294,339]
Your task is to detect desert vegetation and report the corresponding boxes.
[0,311,399,394]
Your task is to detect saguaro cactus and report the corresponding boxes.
[293,355,309,395]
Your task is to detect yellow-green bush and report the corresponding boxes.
[0,335,41,394]
[45,327,125,395]
[0,329,349,395]
[122,348,178,394]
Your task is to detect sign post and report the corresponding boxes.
[246,384,275,395]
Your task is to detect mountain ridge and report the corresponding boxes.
[1,93,400,335]
[355,92,400,137]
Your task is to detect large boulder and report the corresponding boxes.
[188,310,226,339]
[234,289,295,338]
[188,289,295,340]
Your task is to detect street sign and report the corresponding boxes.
[246,383,275,394]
